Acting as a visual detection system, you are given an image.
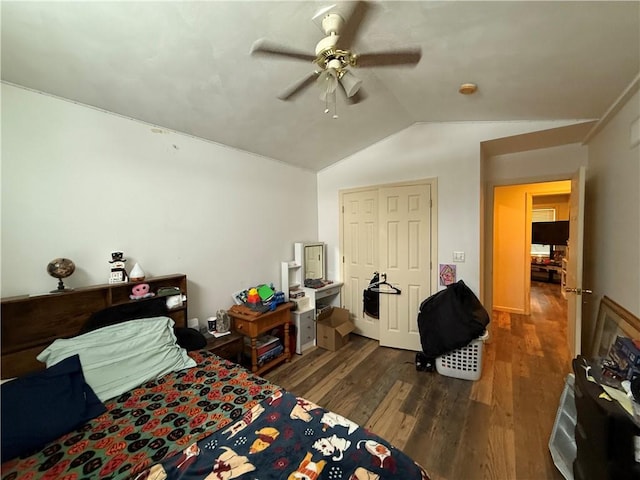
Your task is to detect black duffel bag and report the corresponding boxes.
[417,279,489,358]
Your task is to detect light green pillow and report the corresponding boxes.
[37,316,196,402]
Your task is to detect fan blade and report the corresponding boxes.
[278,71,321,101]
[250,39,316,62]
[334,0,372,51]
[354,49,422,67]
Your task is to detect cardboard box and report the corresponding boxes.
[316,307,355,351]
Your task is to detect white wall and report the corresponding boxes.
[584,89,640,337]
[486,143,589,183]
[317,120,582,295]
[1,84,318,326]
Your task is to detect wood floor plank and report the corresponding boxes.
[470,338,496,405]
[420,377,473,479]
[513,371,550,479]
[523,322,545,357]
[489,359,514,430]
[486,424,516,480]
[294,337,380,401]
[361,379,418,456]
[315,346,404,419]
[338,350,409,425]
[263,343,334,388]
[450,399,492,479]
[365,379,413,436]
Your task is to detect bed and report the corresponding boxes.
[1,280,430,480]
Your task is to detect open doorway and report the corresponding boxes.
[530,192,571,296]
[492,180,571,316]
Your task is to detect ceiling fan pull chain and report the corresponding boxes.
[333,91,338,119]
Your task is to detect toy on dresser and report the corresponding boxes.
[108,251,129,284]
[130,283,155,300]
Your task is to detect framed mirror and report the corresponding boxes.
[302,242,325,280]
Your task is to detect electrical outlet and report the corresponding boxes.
[453,251,465,262]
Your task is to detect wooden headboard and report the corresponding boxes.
[1,274,187,379]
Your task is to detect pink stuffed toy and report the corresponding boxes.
[129,283,155,300]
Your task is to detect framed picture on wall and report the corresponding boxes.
[591,295,640,358]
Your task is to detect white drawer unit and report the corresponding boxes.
[303,282,343,318]
[293,308,315,354]
[315,285,341,300]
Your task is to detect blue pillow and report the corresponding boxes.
[1,354,106,462]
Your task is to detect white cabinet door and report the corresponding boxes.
[341,181,435,350]
[341,189,380,340]
[378,183,432,351]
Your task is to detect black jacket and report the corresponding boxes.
[417,280,489,357]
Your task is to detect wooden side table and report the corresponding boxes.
[203,331,243,363]
[228,302,293,375]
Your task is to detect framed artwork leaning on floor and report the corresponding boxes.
[591,295,640,358]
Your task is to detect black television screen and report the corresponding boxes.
[532,221,569,245]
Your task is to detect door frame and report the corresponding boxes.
[339,178,439,337]
[484,175,583,352]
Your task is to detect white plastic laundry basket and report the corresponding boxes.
[435,331,489,381]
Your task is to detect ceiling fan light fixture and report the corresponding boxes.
[318,68,338,101]
[250,1,421,112]
[339,69,362,98]
[459,83,478,95]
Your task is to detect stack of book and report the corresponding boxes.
[289,287,305,299]
[244,334,283,366]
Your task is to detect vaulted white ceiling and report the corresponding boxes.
[2,1,639,171]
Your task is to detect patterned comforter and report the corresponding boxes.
[1,351,278,480]
[2,351,429,480]
[137,390,429,480]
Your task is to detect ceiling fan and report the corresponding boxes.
[250,1,421,117]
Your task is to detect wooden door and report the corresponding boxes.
[566,166,587,357]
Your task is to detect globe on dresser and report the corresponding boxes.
[47,258,76,293]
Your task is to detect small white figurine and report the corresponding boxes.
[109,251,129,284]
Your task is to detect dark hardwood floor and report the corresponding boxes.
[264,281,571,480]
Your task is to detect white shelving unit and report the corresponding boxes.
[280,242,344,354]
[280,261,301,302]
[280,243,304,302]
[281,243,317,354]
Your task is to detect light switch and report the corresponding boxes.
[453,251,465,262]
